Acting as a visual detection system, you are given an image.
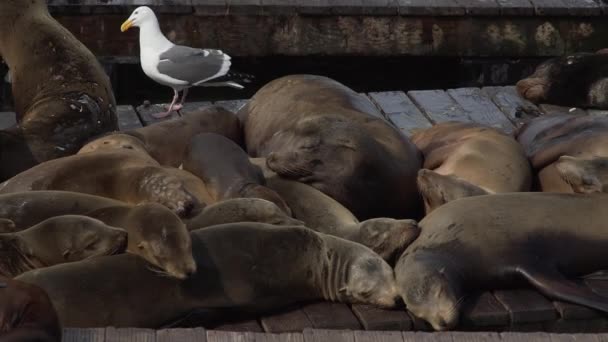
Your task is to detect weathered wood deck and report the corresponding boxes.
[42,0,608,58]
[2,86,608,341]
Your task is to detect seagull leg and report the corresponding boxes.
[172,88,188,112]
[154,89,180,119]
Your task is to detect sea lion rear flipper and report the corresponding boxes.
[517,265,608,313]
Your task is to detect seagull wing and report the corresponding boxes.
[157,46,231,85]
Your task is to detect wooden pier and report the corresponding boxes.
[3,86,608,341]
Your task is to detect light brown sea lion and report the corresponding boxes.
[238,74,422,220]
[0,215,127,278]
[0,276,61,342]
[395,192,608,331]
[515,114,608,193]
[516,52,608,108]
[0,0,118,181]
[84,203,196,280]
[182,133,292,215]
[185,198,304,231]
[411,122,532,213]
[78,106,243,167]
[0,150,214,217]
[17,222,400,328]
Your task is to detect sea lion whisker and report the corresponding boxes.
[146,265,173,278]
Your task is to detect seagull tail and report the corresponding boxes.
[199,81,244,89]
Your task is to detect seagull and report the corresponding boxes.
[120,6,252,118]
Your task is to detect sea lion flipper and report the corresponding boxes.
[0,219,16,233]
[517,266,608,313]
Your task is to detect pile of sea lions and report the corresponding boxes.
[4,0,608,340]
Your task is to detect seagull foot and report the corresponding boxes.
[152,111,173,119]
[163,103,183,111]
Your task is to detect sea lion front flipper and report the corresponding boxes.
[517,265,608,313]
[0,219,16,233]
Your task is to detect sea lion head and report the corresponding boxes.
[339,250,400,308]
[417,169,488,213]
[127,203,197,280]
[78,133,148,156]
[555,155,608,193]
[396,254,462,331]
[515,60,554,104]
[17,215,128,265]
[357,218,420,262]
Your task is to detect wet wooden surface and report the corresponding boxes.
[4,86,608,337]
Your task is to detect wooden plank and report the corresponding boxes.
[206,330,255,342]
[0,112,16,130]
[588,109,608,117]
[539,104,587,116]
[544,318,608,334]
[494,0,535,15]
[560,0,602,16]
[302,329,355,342]
[446,87,514,134]
[460,292,510,328]
[214,319,264,332]
[260,308,314,333]
[62,328,105,342]
[350,304,412,331]
[407,90,469,124]
[552,300,601,321]
[116,105,143,131]
[250,332,304,342]
[455,0,501,15]
[214,99,248,114]
[529,0,571,16]
[396,0,465,15]
[360,93,384,119]
[135,103,181,126]
[368,91,432,135]
[156,328,207,342]
[105,327,157,342]
[401,332,454,342]
[500,332,552,341]
[493,289,558,324]
[301,302,362,330]
[481,86,543,128]
[353,331,405,342]
[447,331,501,342]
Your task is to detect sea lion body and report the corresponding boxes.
[0,276,61,342]
[0,0,118,180]
[0,215,127,277]
[18,223,400,327]
[395,192,608,331]
[515,115,608,193]
[516,52,608,108]
[412,122,532,212]
[239,74,422,220]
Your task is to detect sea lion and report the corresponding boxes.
[0,149,214,217]
[78,106,243,167]
[515,114,608,193]
[0,0,118,180]
[0,215,127,277]
[516,52,608,108]
[0,276,61,342]
[182,133,291,215]
[17,222,400,327]
[412,122,532,213]
[84,203,196,280]
[394,192,608,331]
[185,198,304,231]
[238,74,422,220]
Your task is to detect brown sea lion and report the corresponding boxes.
[0,0,118,181]
[0,276,61,342]
[515,114,608,193]
[17,222,400,328]
[238,74,422,220]
[182,133,291,215]
[516,52,608,108]
[185,198,304,231]
[78,106,243,167]
[395,192,608,331]
[412,122,532,213]
[0,150,214,217]
[0,215,127,278]
[84,203,196,280]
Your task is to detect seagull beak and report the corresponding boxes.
[121,19,134,32]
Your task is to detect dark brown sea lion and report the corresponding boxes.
[412,122,532,213]
[0,215,127,278]
[515,114,608,193]
[0,0,118,181]
[0,150,214,217]
[238,74,422,220]
[395,192,608,331]
[516,52,608,108]
[17,222,400,328]
[78,106,243,167]
[182,133,291,215]
[0,276,61,342]
[185,198,304,231]
[84,203,196,280]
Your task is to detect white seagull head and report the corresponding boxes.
[121,6,157,32]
